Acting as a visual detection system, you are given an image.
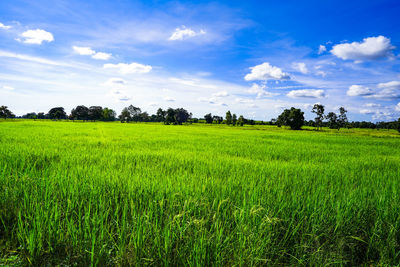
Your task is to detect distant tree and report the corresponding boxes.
[337,107,348,130]
[156,108,166,122]
[37,112,46,119]
[225,110,232,125]
[398,118,400,133]
[232,114,237,126]
[102,107,116,121]
[204,113,213,124]
[22,112,37,119]
[312,104,325,130]
[0,106,15,119]
[47,107,67,120]
[88,106,103,121]
[238,115,244,126]
[70,105,89,121]
[174,108,191,124]
[127,105,142,122]
[119,108,131,123]
[165,108,176,125]
[277,107,305,130]
[213,115,223,124]
[326,112,338,129]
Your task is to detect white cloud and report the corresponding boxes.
[247,83,279,98]
[168,26,206,41]
[292,62,308,74]
[331,36,395,61]
[73,46,112,60]
[73,46,95,55]
[347,85,373,96]
[104,62,152,74]
[212,91,229,97]
[318,45,327,54]
[360,109,375,114]
[164,97,175,102]
[102,78,127,86]
[287,89,325,98]
[0,22,11,30]
[315,70,327,77]
[365,103,381,108]
[19,29,54,44]
[107,88,131,102]
[1,85,14,90]
[367,81,400,100]
[395,103,400,111]
[92,52,112,60]
[244,62,290,81]
[0,50,69,66]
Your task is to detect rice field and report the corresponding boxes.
[0,120,400,266]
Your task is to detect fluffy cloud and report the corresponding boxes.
[287,89,325,98]
[359,109,375,114]
[108,89,131,102]
[92,52,112,60]
[367,81,400,100]
[73,46,95,55]
[318,45,327,54]
[292,62,308,74]
[347,85,373,96]
[365,103,381,108]
[104,62,152,74]
[0,22,11,30]
[212,91,229,97]
[331,36,395,61]
[19,29,54,44]
[396,103,400,111]
[245,62,290,81]
[73,46,112,60]
[247,83,279,98]
[168,26,206,41]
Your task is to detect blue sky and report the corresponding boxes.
[1,0,400,121]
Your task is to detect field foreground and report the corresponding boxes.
[1,120,400,266]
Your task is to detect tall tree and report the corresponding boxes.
[225,110,232,125]
[156,108,166,122]
[312,104,325,130]
[165,108,176,125]
[204,113,213,124]
[174,108,191,125]
[88,106,104,121]
[277,107,304,130]
[102,107,116,121]
[232,114,237,126]
[326,112,338,129]
[337,107,348,130]
[70,105,89,121]
[119,108,131,123]
[0,106,15,119]
[47,107,67,120]
[238,115,244,126]
[127,105,142,122]
[213,115,223,124]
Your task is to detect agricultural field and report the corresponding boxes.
[0,120,400,266]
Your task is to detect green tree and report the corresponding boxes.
[338,107,348,130]
[102,107,116,121]
[238,115,244,126]
[232,114,237,126]
[277,107,304,130]
[70,105,89,121]
[119,108,131,123]
[88,106,104,121]
[398,118,400,133]
[47,107,67,120]
[326,112,338,129]
[312,104,325,130]
[156,108,166,122]
[204,113,213,124]
[213,115,223,124]
[174,108,191,125]
[225,110,232,125]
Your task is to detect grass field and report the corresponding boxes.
[0,120,400,266]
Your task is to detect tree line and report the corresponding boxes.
[1,104,399,132]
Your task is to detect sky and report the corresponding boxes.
[1,0,400,121]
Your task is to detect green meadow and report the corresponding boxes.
[0,120,399,266]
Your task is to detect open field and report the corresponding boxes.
[0,120,400,266]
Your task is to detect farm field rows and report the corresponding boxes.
[0,120,400,265]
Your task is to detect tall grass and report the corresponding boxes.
[0,120,399,265]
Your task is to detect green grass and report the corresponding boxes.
[0,120,399,266]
